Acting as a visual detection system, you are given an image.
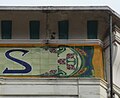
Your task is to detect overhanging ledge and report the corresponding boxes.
[0,39,103,47]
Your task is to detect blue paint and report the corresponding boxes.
[3,49,32,74]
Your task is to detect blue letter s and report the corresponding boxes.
[3,49,32,74]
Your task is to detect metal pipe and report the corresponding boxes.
[109,14,113,98]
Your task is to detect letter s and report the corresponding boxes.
[3,49,32,74]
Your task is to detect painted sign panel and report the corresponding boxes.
[0,45,104,78]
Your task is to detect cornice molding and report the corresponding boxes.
[0,39,103,47]
[104,30,120,48]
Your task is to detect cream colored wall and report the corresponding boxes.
[0,11,109,40]
[0,78,108,98]
[68,11,108,39]
[0,11,46,39]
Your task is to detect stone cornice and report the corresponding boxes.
[0,39,103,47]
[104,30,120,48]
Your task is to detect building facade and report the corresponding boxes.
[0,6,120,98]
